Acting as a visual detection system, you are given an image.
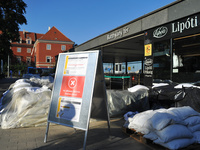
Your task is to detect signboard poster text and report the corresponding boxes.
[144,44,152,56]
[56,54,89,122]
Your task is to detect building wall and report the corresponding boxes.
[11,27,74,69]
[35,42,73,68]
[12,46,32,62]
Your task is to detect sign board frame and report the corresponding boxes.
[44,50,110,150]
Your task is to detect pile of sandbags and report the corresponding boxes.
[126,106,200,149]
[0,76,53,129]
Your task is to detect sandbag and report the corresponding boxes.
[154,138,195,150]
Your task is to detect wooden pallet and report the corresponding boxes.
[122,127,167,149]
[122,127,200,150]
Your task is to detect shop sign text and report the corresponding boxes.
[172,16,198,33]
[107,27,129,40]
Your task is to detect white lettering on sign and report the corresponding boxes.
[107,27,129,40]
[172,16,198,33]
[153,26,168,38]
[144,58,153,66]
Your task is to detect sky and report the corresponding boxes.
[20,0,176,45]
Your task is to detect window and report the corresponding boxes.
[16,56,21,62]
[46,56,51,63]
[153,40,171,80]
[172,33,200,82]
[27,48,31,53]
[17,47,21,52]
[26,57,31,65]
[46,44,51,50]
[26,38,32,44]
[61,45,66,51]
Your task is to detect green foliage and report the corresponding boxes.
[0,0,27,61]
[4,62,27,77]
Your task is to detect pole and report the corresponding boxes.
[44,122,50,143]
[7,55,9,77]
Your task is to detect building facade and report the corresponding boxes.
[75,0,200,85]
[11,26,74,69]
[11,30,44,66]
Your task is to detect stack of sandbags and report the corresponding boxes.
[127,106,200,149]
[145,109,195,150]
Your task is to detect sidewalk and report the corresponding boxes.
[0,118,154,150]
[0,77,153,150]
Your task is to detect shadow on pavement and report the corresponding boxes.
[34,119,152,150]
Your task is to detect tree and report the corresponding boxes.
[0,0,27,61]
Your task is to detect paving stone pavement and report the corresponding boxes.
[0,118,153,150]
[0,77,153,150]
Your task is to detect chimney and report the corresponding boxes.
[23,29,26,38]
[48,27,51,31]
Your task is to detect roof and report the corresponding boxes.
[19,31,44,42]
[40,26,72,42]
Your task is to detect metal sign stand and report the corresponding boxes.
[44,50,110,150]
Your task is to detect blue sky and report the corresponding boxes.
[20,0,176,45]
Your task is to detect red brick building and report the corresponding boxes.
[11,26,74,69]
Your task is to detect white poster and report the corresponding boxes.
[63,54,89,75]
[56,97,82,122]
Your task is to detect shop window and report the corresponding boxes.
[173,33,200,82]
[153,40,171,80]
[103,63,113,73]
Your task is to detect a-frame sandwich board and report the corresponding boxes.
[44,50,110,150]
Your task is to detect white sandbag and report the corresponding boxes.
[167,106,200,120]
[184,116,200,126]
[128,110,155,134]
[152,83,169,88]
[193,131,200,143]
[151,112,184,131]
[154,138,195,150]
[155,124,193,143]
[174,83,195,89]
[128,85,149,93]
[188,124,200,133]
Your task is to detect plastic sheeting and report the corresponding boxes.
[149,83,200,112]
[176,87,200,113]
[107,89,149,117]
[0,76,53,129]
